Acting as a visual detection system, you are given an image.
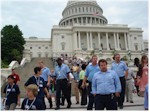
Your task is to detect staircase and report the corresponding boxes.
[15,58,54,97]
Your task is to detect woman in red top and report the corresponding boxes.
[11,69,20,84]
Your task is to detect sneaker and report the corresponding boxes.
[126,100,129,102]
[76,101,79,104]
[130,101,134,103]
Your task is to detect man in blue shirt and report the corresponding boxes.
[81,55,100,110]
[39,61,52,108]
[92,59,121,110]
[54,58,71,110]
[111,54,128,109]
[24,67,50,110]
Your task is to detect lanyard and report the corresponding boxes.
[6,84,14,98]
[25,98,36,110]
[34,76,40,86]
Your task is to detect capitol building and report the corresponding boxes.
[23,0,148,62]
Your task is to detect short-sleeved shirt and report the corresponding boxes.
[11,73,20,83]
[24,76,46,98]
[21,98,44,110]
[3,84,20,105]
[111,61,128,77]
[41,67,51,82]
[54,64,70,80]
[85,64,100,82]
[79,70,85,80]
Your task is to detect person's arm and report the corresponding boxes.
[17,94,20,106]
[17,85,21,106]
[81,67,88,88]
[123,62,129,78]
[24,77,32,88]
[114,71,121,97]
[47,69,51,87]
[44,88,50,98]
[92,75,97,96]
[125,70,128,79]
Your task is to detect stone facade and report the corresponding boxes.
[23,0,148,61]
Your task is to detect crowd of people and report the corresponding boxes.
[1,54,149,110]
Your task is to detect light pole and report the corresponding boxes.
[127,50,131,61]
[141,50,145,56]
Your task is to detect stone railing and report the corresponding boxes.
[20,58,28,67]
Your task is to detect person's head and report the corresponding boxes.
[7,75,15,84]
[91,55,98,65]
[26,84,38,98]
[114,54,121,63]
[141,55,148,65]
[38,61,45,68]
[34,67,42,76]
[81,64,86,70]
[98,59,108,72]
[12,68,16,74]
[57,58,63,66]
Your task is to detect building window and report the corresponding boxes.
[61,42,66,50]
[30,47,32,49]
[101,36,103,39]
[45,47,48,49]
[135,44,138,50]
[86,7,88,12]
[134,37,137,40]
[83,7,84,12]
[79,7,81,12]
[119,37,120,39]
[39,47,41,49]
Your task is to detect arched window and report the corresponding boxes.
[79,7,81,12]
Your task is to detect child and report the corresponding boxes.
[49,69,56,108]
[21,84,44,110]
[3,75,20,110]
[24,67,50,109]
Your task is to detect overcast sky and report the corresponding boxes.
[1,0,149,40]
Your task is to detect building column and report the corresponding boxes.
[86,32,90,50]
[95,18,96,24]
[81,17,83,24]
[86,17,88,24]
[113,33,117,50]
[106,32,110,50]
[73,32,78,50]
[78,32,81,49]
[127,33,131,50]
[124,33,128,50]
[91,17,92,24]
[77,17,79,24]
[117,33,120,50]
[90,32,93,49]
[98,32,101,50]
[72,19,74,25]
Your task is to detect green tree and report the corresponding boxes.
[1,25,25,64]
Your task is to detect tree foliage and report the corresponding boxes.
[1,25,25,64]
